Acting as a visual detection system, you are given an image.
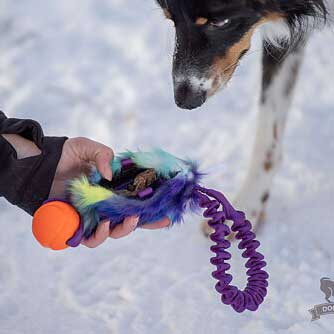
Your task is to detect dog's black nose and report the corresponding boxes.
[174,82,206,110]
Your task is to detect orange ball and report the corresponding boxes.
[32,201,80,251]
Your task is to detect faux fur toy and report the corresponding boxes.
[32,149,269,313]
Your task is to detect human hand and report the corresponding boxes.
[50,137,170,248]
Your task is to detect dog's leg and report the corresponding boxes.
[202,40,306,237]
[233,40,306,228]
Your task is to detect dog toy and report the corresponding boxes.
[32,149,269,312]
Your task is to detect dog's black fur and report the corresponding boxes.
[156,0,328,109]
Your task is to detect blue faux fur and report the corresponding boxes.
[70,150,203,238]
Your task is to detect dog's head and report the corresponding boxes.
[156,0,326,109]
[156,0,326,110]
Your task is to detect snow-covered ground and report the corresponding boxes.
[1,1,334,333]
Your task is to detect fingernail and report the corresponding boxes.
[130,217,139,229]
[104,167,113,181]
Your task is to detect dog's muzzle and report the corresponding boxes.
[174,80,207,110]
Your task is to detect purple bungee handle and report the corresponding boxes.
[194,185,269,312]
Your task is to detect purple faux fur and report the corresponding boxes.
[81,167,202,238]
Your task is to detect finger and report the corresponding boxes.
[140,217,171,230]
[95,149,114,181]
[81,220,110,248]
[110,216,139,239]
[78,138,114,181]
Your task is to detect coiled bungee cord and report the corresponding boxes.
[194,185,269,312]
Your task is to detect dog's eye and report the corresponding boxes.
[210,18,231,29]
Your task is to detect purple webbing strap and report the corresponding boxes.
[66,221,84,248]
[194,185,269,312]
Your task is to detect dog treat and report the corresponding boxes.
[32,149,269,313]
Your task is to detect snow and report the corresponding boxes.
[1,1,334,333]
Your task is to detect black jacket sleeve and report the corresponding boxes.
[0,111,67,215]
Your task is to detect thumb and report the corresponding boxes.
[78,138,114,181]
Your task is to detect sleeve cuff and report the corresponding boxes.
[0,110,68,215]
[19,136,68,215]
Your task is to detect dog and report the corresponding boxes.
[155,0,330,233]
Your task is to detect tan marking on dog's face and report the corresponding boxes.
[265,12,287,22]
[207,12,286,97]
[163,9,172,20]
[208,28,254,96]
[196,17,208,26]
